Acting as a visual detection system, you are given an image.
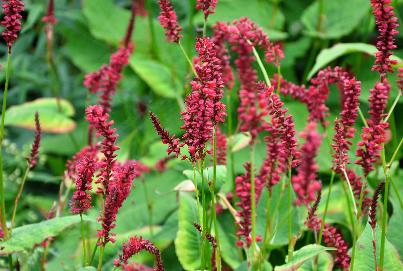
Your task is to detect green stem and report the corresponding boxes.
[226,93,237,204]
[276,65,282,95]
[318,171,335,244]
[203,16,207,37]
[80,214,88,266]
[10,166,30,230]
[0,52,11,240]
[249,143,257,266]
[317,0,325,32]
[342,181,356,271]
[379,148,390,271]
[342,169,358,216]
[146,0,159,59]
[251,45,271,87]
[8,255,14,271]
[89,238,101,266]
[287,168,294,261]
[384,91,401,122]
[358,107,369,128]
[97,245,105,271]
[178,41,198,78]
[211,127,222,270]
[200,162,209,269]
[388,137,403,167]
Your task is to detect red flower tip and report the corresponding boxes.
[1,0,24,51]
[114,236,164,271]
[28,112,41,170]
[158,0,182,43]
[369,181,385,229]
[42,0,57,25]
[196,0,217,19]
[292,122,322,206]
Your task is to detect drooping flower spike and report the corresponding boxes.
[28,112,41,170]
[369,181,385,229]
[114,236,164,271]
[158,0,182,43]
[292,122,322,206]
[1,0,24,52]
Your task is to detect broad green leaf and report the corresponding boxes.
[301,0,370,39]
[236,261,272,271]
[295,251,334,271]
[231,132,252,152]
[256,186,303,247]
[130,56,182,99]
[308,43,403,79]
[4,98,76,133]
[388,200,403,258]
[218,219,242,269]
[355,223,403,271]
[183,165,227,193]
[0,215,93,255]
[174,193,202,270]
[77,267,97,271]
[274,245,334,271]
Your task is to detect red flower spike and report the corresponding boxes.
[370,0,399,80]
[28,112,41,170]
[98,160,140,245]
[181,37,226,162]
[369,181,385,229]
[70,156,96,214]
[292,122,322,206]
[212,22,234,90]
[114,236,164,271]
[150,112,182,158]
[1,0,24,51]
[86,105,119,195]
[158,0,182,43]
[65,145,100,182]
[196,0,217,19]
[42,0,57,25]
[215,127,227,165]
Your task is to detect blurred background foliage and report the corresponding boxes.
[1,0,403,270]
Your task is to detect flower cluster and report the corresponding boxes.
[86,105,119,195]
[1,0,24,51]
[158,0,182,43]
[42,0,57,25]
[84,45,134,112]
[196,0,217,19]
[70,156,96,214]
[369,181,385,229]
[181,37,225,162]
[193,223,217,271]
[214,127,227,165]
[370,0,399,80]
[65,145,100,182]
[292,122,322,206]
[28,112,41,170]
[305,193,351,269]
[114,236,164,271]
[150,112,182,158]
[98,161,139,244]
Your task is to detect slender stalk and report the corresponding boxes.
[80,214,88,266]
[203,16,207,37]
[287,168,294,261]
[226,93,237,204]
[142,178,154,236]
[211,127,222,270]
[317,0,325,32]
[379,148,390,271]
[199,162,209,269]
[388,137,403,167]
[89,238,101,266]
[10,166,30,230]
[342,181,356,271]
[341,169,358,216]
[8,255,14,271]
[384,91,401,122]
[318,171,335,244]
[358,107,369,128]
[146,0,159,59]
[251,45,271,87]
[249,143,257,265]
[276,65,282,95]
[178,41,198,78]
[0,52,11,240]
[97,245,105,271]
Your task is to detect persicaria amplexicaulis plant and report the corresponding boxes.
[3,0,403,270]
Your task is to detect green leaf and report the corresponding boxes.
[4,98,76,133]
[231,132,252,152]
[236,261,272,270]
[355,223,403,271]
[77,267,97,271]
[218,219,242,269]
[388,200,403,257]
[130,56,182,99]
[183,166,227,193]
[308,43,403,79]
[0,215,93,255]
[302,0,370,39]
[174,193,202,270]
[297,251,334,271]
[274,245,334,271]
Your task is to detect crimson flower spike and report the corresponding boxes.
[158,0,182,43]
[369,181,385,229]
[114,236,164,271]
[292,122,322,206]
[85,105,119,195]
[28,112,41,170]
[42,0,57,25]
[1,0,24,52]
